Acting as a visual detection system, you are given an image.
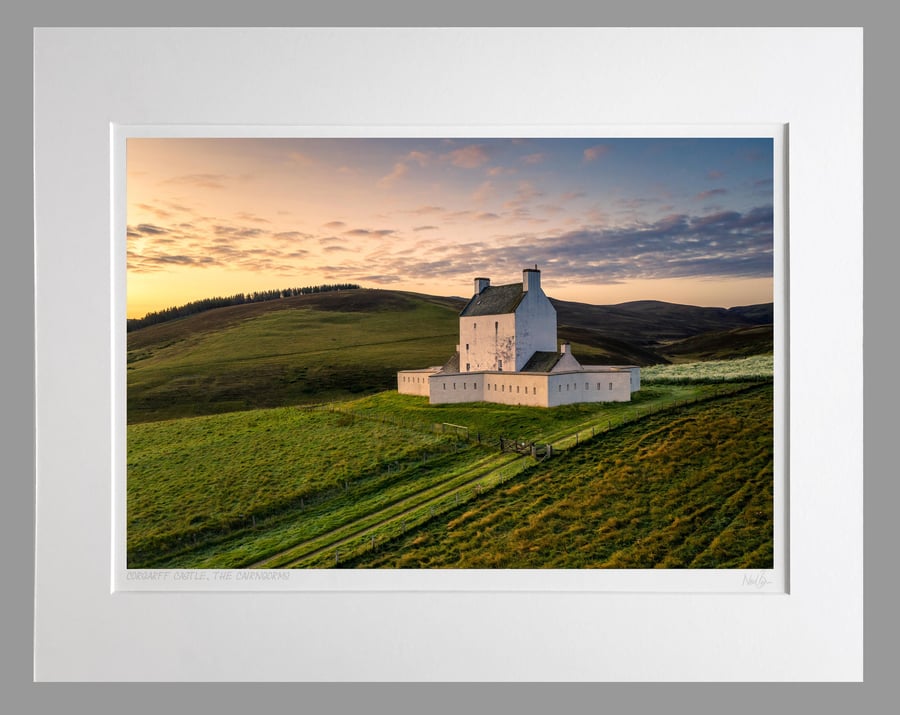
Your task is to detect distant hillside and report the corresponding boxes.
[551,298,772,348]
[660,325,774,362]
[127,288,774,422]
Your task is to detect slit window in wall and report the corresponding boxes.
[585,382,589,391]
[609,382,613,390]
[498,359,503,371]
[466,363,470,371]
[597,383,602,391]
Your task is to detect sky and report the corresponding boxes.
[126,137,775,318]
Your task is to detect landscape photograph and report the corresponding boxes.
[125,136,777,570]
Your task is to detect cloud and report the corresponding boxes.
[521,153,545,165]
[413,225,439,232]
[583,144,610,162]
[560,191,586,202]
[235,212,271,224]
[272,231,313,241]
[487,166,516,177]
[375,151,432,190]
[213,225,265,239]
[694,188,729,201]
[344,228,396,237]
[134,223,169,235]
[339,204,774,288]
[163,173,228,189]
[406,150,430,167]
[323,220,347,229]
[377,162,408,188]
[136,203,172,219]
[445,144,490,169]
[707,170,725,180]
[475,212,501,221]
[405,205,444,215]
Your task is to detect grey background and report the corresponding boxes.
[4,0,887,711]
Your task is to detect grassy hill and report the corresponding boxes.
[128,288,774,423]
[127,290,459,423]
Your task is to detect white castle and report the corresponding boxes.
[397,268,640,407]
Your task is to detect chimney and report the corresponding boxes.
[474,277,490,294]
[523,266,541,293]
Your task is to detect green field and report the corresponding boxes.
[127,379,771,569]
[347,384,773,569]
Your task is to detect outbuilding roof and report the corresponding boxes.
[520,351,563,372]
[459,283,525,317]
[437,351,460,374]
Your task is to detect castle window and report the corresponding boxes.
[466,363,470,371]
[567,384,570,391]
[474,383,477,389]
[516,385,520,393]
[585,382,589,391]
[453,382,457,389]
[465,344,469,351]
[502,385,505,392]
[498,359,503,371]
[443,383,446,390]
[558,385,562,392]
[597,383,602,390]
[464,383,467,390]
[609,382,613,390]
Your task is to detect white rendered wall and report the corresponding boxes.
[480,372,550,406]
[429,369,632,407]
[514,287,557,370]
[428,374,486,404]
[547,371,632,406]
[459,313,516,373]
[397,370,436,397]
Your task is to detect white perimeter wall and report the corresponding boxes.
[428,369,634,406]
[547,371,633,406]
[397,370,435,397]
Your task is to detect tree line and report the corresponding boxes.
[127,283,361,331]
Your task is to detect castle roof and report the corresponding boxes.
[459,282,525,317]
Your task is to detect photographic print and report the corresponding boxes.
[125,135,777,571]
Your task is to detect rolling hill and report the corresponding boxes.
[127,288,773,423]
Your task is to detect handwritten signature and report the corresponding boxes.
[741,571,773,589]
